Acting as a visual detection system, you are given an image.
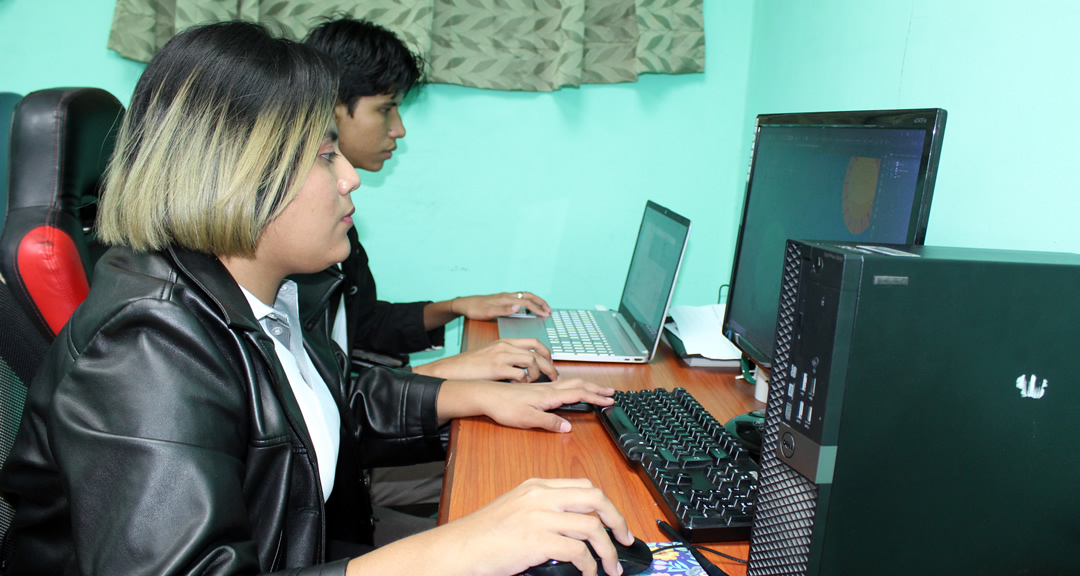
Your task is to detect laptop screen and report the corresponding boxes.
[618,201,692,354]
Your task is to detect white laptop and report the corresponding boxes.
[497,201,691,363]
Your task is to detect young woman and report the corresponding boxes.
[0,21,632,576]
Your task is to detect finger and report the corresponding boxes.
[528,387,615,411]
[488,346,546,382]
[487,361,533,383]
[506,349,555,383]
[528,529,598,576]
[552,516,613,576]
[535,355,559,381]
[494,337,552,363]
[537,487,633,552]
[522,293,552,317]
[547,379,616,401]
[585,527,621,576]
[519,293,552,317]
[530,411,573,433]
[499,338,551,358]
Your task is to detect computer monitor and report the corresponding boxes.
[722,108,947,368]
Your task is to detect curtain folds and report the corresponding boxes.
[107,0,704,92]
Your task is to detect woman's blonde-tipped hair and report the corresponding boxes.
[99,21,338,256]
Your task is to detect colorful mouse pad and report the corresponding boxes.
[639,543,713,576]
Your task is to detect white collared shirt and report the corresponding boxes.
[240,281,340,501]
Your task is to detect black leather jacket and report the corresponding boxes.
[0,246,446,575]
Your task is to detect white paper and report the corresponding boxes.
[668,304,742,360]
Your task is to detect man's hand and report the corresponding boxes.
[453,291,552,320]
[347,478,632,576]
[435,378,616,432]
[413,338,556,382]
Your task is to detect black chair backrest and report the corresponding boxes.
[1,92,23,237]
[0,87,122,570]
[0,279,48,570]
[0,87,123,341]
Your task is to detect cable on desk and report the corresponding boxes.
[657,520,746,576]
[696,544,748,565]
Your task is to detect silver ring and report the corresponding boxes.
[516,292,523,299]
[523,367,530,379]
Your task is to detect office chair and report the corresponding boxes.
[1,92,23,237]
[0,87,123,341]
[1,88,122,566]
[0,280,47,570]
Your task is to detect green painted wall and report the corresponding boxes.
[3,1,1077,361]
[744,1,1080,254]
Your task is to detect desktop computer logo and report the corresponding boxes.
[1015,374,1049,399]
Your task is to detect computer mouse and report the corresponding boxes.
[507,307,537,318]
[725,409,765,456]
[520,528,653,576]
[552,401,594,413]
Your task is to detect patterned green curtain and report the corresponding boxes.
[107,0,704,92]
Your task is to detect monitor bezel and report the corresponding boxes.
[722,108,948,368]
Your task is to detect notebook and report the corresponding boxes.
[497,201,691,363]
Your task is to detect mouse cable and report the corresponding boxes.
[656,520,741,576]
[655,519,747,564]
[648,542,745,565]
[694,543,748,565]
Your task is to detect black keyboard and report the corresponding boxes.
[597,388,758,542]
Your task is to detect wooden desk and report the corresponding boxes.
[438,319,764,576]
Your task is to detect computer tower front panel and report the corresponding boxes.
[745,240,824,575]
[748,240,1080,576]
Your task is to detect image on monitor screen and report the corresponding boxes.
[723,109,947,368]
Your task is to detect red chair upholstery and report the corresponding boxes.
[0,88,124,340]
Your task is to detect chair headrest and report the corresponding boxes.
[7,88,123,220]
[0,88,124,340]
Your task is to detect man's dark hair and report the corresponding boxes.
[304,16,425,115]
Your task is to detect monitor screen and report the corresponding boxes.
[723,109,947,368]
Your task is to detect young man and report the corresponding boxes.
[304,17,558,385]
[302,17,562,524]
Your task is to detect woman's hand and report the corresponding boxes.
[413,338,557,382]
[435,378,616,431]
[347,478,633,576]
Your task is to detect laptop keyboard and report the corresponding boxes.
[547,310,614,356]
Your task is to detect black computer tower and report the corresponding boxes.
[747,239,1080,576]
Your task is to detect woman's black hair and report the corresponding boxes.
[303,16,426,114]
[128,21,338,145]
[100,21,341,255]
